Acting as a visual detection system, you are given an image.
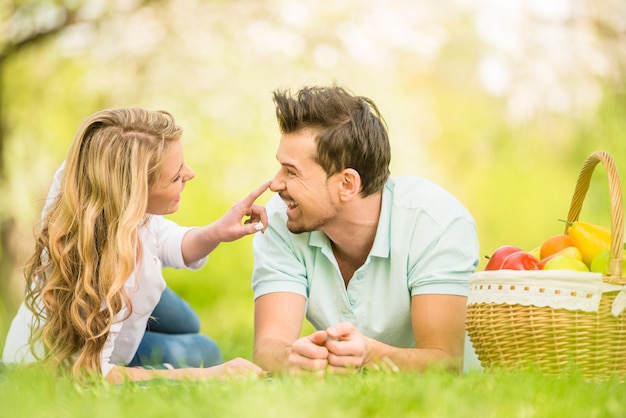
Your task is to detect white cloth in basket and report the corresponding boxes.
[468,270,624,314]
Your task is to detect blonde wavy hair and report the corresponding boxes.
[24,108,182,378]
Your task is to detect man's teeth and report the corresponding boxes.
[285,200,298,208]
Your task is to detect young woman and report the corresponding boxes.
[3,108,269,383]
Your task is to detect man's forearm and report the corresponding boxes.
[363,337,464,373]
[253,338,293,374]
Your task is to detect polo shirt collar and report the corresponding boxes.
[370,181,392,258]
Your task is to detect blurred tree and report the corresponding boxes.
[1,0,625,352]
[0,0,161,327]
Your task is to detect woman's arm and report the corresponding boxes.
[181,180,270,264]
[104,358,266,384]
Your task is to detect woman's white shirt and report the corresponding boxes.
[1,163,207,376]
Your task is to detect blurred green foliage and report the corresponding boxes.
[1,0,625,361]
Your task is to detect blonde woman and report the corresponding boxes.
[3,108,269,383]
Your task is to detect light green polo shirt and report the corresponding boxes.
[252,175,480,349]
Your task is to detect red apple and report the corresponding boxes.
[484,245,523,270]
[501,251,540,270]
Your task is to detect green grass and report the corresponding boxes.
[1,361,625,418]
[3,250,625,418]
[4,236,626,418]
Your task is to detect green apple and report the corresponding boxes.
[542,255,589,272]
[589,245,626,275]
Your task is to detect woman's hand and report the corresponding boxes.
[181,179,271,263]
[194,357,267,380]
[216,180,271,242]
[106,358,267,383]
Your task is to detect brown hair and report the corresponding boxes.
[273,85,391,196]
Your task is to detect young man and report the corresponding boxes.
[252,85,480,375]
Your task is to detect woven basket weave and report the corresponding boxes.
[467,151,626,382]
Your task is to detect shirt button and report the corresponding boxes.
[349,298,357,306]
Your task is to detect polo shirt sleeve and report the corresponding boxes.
[251,196,309,299]
[390,176,479,297]
[408,216,479,297]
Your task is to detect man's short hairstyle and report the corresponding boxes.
[273,85,391,196]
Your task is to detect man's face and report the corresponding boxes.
[270,129,340,234]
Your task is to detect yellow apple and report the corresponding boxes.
[542,255,589,272]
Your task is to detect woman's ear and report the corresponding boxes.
[338,168,361,201]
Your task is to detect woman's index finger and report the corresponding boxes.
[241,179,272,206]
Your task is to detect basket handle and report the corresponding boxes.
[564,151,624,283]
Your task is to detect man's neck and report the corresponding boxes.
[324,192,382,283]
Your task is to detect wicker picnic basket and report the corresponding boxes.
[466,151,626,382]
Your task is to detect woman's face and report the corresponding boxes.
[146,140,195,215]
